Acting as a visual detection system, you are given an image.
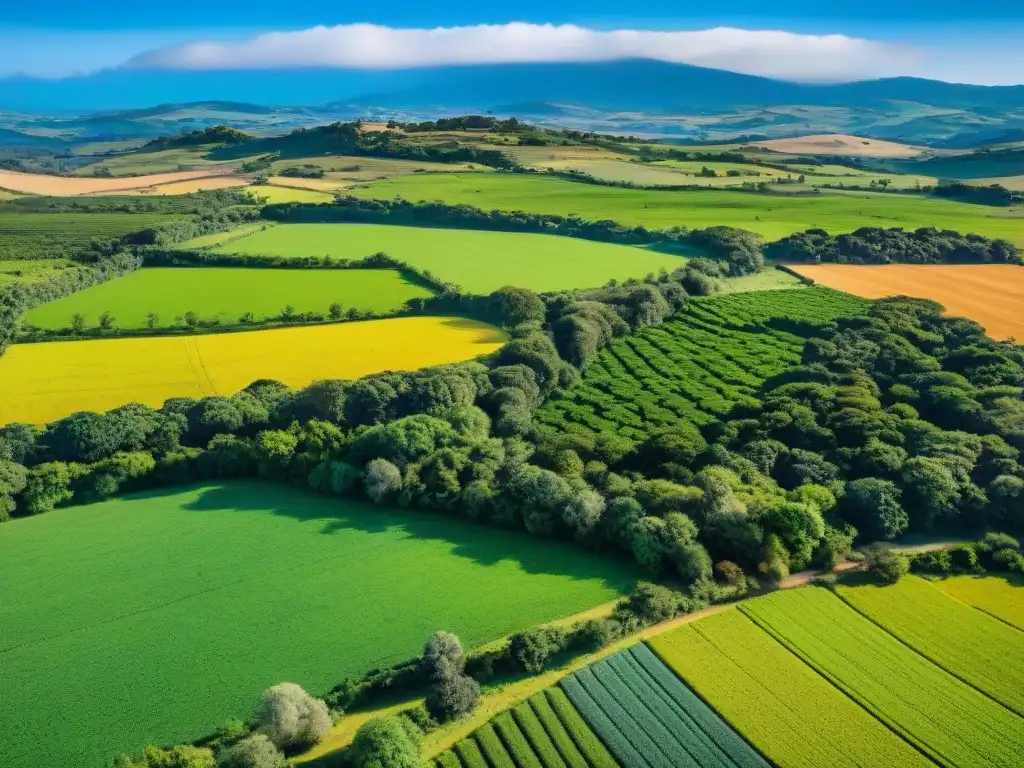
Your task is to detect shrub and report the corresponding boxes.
[949,544,980,572]
[216,735,287,768]
[508,626,568,674]
[865,546,910,583]
[253,683,331,751]
[910,548,953,574]
[993,548,1024,573]
[349,716,422,768]
[421,631,465,681]
[425,670,481,720]
[363,458,402,503]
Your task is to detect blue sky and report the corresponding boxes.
[2,2,1023,83]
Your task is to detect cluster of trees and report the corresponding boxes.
[143,126,253,150]
[932,181,1021,206]
[278,165,325,179]
[264,196,763,275]
[765,226,1021,265]
[208,122,518,171]
[393,116,525,133]
[115,682,331,768]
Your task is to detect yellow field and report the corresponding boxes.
[752,134,924,158]
[0,317,506,425]
[0,169,237,196]
[935,575,1024,631]
[0,188,21,200]
[247,185,336,204]
[970,175,1024,191]
[787,264,1024,340]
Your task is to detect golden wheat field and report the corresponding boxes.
[0,317,506,425]
[787,264,1024,340]
[0,169,237,196]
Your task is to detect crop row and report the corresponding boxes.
[433,688,618,768]
[537,289,865,440]
[649,609,932,768]
[739,587,1024,768]
[835,576,1024,717]
[935,575,1024,631]
[560,645,766,768]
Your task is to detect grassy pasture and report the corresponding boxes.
[786,264,1024,341]
[936,575,1024,630]
[650,609,931,768]
[0,480,637,768]
[0,212,179,259]
[835,576,1024,716]
[211,223,685,293]
[272,155,490,181]
[0,316,506,425]
[23,267,433,330]
[350,173,1024,245]
[740,587,1024,768]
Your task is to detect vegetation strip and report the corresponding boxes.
[935,576,1024,631]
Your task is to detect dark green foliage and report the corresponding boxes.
[866,545,911,583]
[144,125,253,149]
[349,716,422,768]
[509,626,569,674]
[765,226,1020,265]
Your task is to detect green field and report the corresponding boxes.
[536,289,867,440]
[350,173,1024,245]
[835,576,1024,716]
[0,212,179,259]
[174,222,273,249]
[936,575,1024,630]
[211,223,686,293]
[651,609,933,768]
[561,645,766,767]
[740,587,1024,768]
[0,481,637,768]
[22,267,433,330]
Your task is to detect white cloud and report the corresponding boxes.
[127,23,920,82]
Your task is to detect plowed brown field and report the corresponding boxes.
[788,264,1024,340]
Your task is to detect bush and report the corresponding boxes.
[949,544,980,572]
[363,458,402,503]
[425,670,481,721]
[421,631,465,681]
[508,626,567,674]
[253,683,331,752]
[865,546,910,583]
[216,735,287,768]
[349,716,422,768]
[910,548,953,574]
[993,548,1024,573]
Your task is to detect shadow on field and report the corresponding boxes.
[162,480,637,589]
[436,316,509,345]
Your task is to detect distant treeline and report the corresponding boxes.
[143,125,253,150]
[765,227,1021,266]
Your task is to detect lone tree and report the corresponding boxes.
[328,302,344,321]
[98,311,115,331]
[363,458,402,504]
[421,631,480,721]
[70,313,86,332]
[252,682,331,752]
[349,716,422,768]
[865,545,910,584]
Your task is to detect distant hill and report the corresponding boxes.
[2,60,1023,114]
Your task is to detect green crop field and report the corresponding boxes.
[536,289,867,440]
[435,690,618,768]
[210,223,686,293]
[650,609,933,768]
[936,575,1024,630]
[0,481,637,768]
[174,222,273,249]
[835,576,1024,716]
[740,587,1024,768]
[349,173,1024,245]
[561,645,767,768]
[0,212,178,259]
[22,267,433,330]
